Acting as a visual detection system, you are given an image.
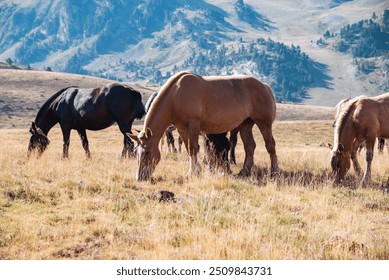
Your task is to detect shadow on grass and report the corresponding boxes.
[236,166,387,191]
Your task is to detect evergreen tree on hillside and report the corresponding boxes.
[333,11,388,58]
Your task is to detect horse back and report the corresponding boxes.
[169,73,276,133]
[353,93,389,138]
[104,83,145,119]
[57,83,144,130]
[175,74,275,118]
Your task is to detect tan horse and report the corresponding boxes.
[331,92,389,186]
[331,96,365,175]
[129,71,278,181]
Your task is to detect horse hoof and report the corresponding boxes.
[237,168,251,177]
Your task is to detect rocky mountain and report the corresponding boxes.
[0,0,387,105]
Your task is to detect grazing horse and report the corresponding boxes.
[330,93,389,186]
[332,96,387,175]
[28,83,145,158]
[129,71,278,181]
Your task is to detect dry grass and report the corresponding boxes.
[1,121,388,260]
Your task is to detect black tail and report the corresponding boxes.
[132,96,146,120]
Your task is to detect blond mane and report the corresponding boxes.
[333,98,359,151]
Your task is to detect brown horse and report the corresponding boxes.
[332,96,365,175]
[332,96,387,176]
[129,71,278,181]
[331,92,389,186]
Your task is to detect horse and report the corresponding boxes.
[330,92,389,186]
[331,96,387,175]
[129,71,278,181]
[28,82,146,158]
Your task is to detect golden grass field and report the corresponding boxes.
[1,120,388,260]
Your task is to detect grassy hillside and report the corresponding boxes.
[1,121,388,260]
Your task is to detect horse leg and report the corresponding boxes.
[169,131,178,153]
[178,136,183,153]
[351,139,364,176]
[177,129,188,153]
[117,120,134,158]
[351,148,362,176]
[229,128,238,165]
[377,138,385,153]
[361,137,375,187]
[159,134,164,152]
[258,124,278,177]
[187,122,201,176]
[164,130,170,152]
[166,130,177,153]
[60,124,71,158]
[237,121,255,176]
[77,129,91,158]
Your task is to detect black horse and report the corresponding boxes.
[28,82,146,158]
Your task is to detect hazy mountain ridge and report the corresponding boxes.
[0,0,387,104]
[1,0,266,73]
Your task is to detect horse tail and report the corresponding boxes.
[132,95,146,120]
[333,98,358,152]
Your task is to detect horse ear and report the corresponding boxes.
[327,143,333,150]
[127,133,140,143]
[145,127,153,138]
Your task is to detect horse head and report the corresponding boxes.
[330,143,350,183]
[128,127,161,181]
[28,122,50,156]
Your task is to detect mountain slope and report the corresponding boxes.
[0,0,387,105]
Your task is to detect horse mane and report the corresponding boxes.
[145,71,191,123]
[333,98,359,151]
[35,86,76,122]
[145,92,158,113]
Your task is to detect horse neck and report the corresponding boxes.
[35,105,58,135]
[334,105,356,153]
[143,71,189,145]
[144,98,172,144]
